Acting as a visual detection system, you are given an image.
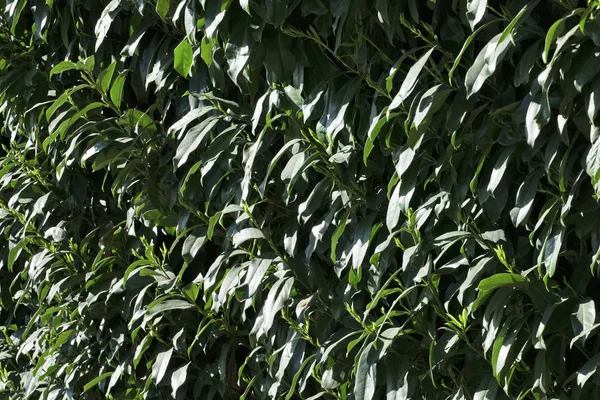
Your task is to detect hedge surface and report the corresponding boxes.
[2,0,600,399]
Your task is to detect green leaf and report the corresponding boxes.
[363,109,387,164]
[465,33,512,98]
[240,0,250,13]
[317,78,361,146]
[174,116,220,168]
[510,169,543,227]
[258,138,303,197]
[265,0,292,27]
[586,138,600,187]
[395,145,416,179]
[385,357,409,399]
[466,0,487,31]
[156,0,170,18]
[46,84,90,121]
[388,166,418,223]
[171,362,190,398]
[182,231,207,261]
[586,17,600,45]
[95,0,120,51]
[206,0,232,39]
[478,273,525,292]
[284,354,316,400]
[351,213,377,271]
[96,61,116,94]
[473,273,526,311]
[389,47,435,111]
[8,241,26,272]
[514,40,542,87]
[571,299,596,347]
[110,72,127,109]
[208,213,221,240]
[106,363,125,394]
[10,0,27,34]
[331,210,350,263]
[587,75,600,123]
[498,2,537,44]
[244,258,272,298]
[50,61,78,77]
[577,353,600,389]
[543,18,565,64]
[251,277,294,338]
[51,329,73,350]
[201,36,216,66]
[298,179,332,223]
[413,86,451,131]
[147,299,194,318]
[285,152,320,196]
[83,372,114,392]
[487,147,514,196]
[121,109,157,133]
[302,84,326,123]
[169,106,215,137]
[386,181,403,232]
[52,101,105,139]
[542,225,565,277]
[354,342,377,400]
[414,85,441,129]
[233,228,265,247]
[226,22,253,85]
[492,321,520,382]
[241,114,282,200]
[449,22,495,82]
[134,335,153,368]
[473,375,499,400]
[152,348,173,385]
[386,48,422,93]
[174,38,194,78]
[458,256,494,306]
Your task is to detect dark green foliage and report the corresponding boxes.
[2,0,600,399]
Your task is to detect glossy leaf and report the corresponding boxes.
[174,38,194,78]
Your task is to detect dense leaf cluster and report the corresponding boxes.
[3,0,600,399]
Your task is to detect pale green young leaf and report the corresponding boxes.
[174,38,194,78]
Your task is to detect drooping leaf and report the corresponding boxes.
[465,33,512,98]
[466,0,487,31]
[174,116,220,168]
[96,61,116,94]
[389,48,435,111]
[352,213,377,271]
[233,228,265,247]
[316,78,361,147]
[571,299,596,347]
[354,342,377,400]
[152,348,173,385]
[510,169,543,226]
[171,362,190,398]
[174,38,194,78]
[110,72,127,109]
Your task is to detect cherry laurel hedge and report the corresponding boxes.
[5,0,600,399]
